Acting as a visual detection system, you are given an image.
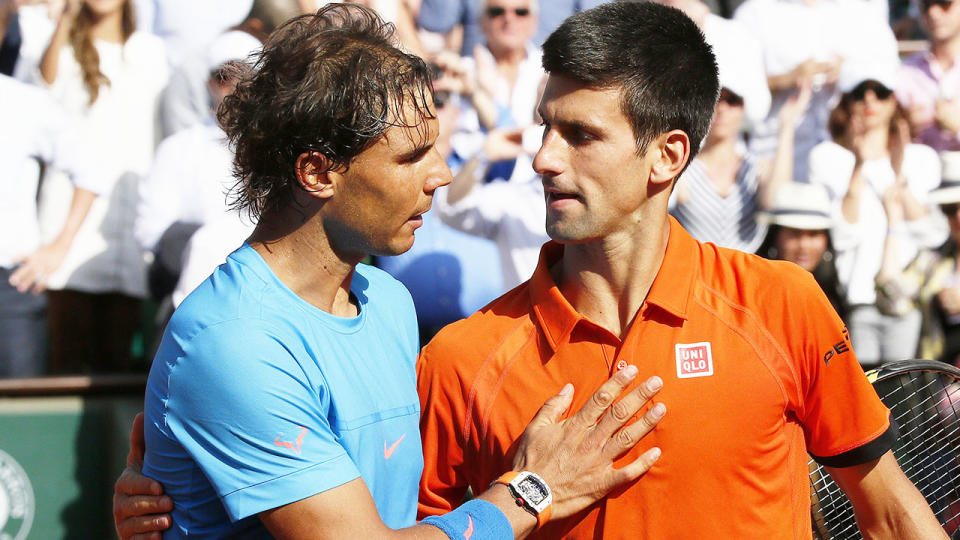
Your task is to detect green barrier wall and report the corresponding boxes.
[0,394,142,539]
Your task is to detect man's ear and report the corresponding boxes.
[294,151,335,200]
[649,129,691,187]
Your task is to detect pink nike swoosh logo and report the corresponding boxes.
[274,426,307,455]
[383,433,406,460]
[464,514,474,539]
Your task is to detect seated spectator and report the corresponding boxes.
[757,182,848,321]
[897,0,960,152]
[876,152,960,365]
[437,0,544,184]
[416,0,607,56]
[669,82,807,253]
[810,76,947,367]
[435,125,547,289]
[35,0,168,373]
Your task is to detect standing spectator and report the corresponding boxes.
[810,77,947,366]
[0,4,101,377]
[757,182,848,321]
[36,0,168,373]
[876,152,960,364]
[897,0,960,152]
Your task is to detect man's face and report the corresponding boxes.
[533,75,656,244]
[324,101,452,257]
[481,0,536,55]
[922,0,960,44]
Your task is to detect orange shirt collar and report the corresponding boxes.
[529,216,697,352]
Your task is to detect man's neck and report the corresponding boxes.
[932,35,960,69]
[554,214,671,339]
[489,43,527,67]
[248,208,362,318]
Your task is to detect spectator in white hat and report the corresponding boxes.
[877,151,960,365]
[809,76,947,367]
[757,182,847,321]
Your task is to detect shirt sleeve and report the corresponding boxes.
[164,320,360,521]
[786,270,896,467]
[416,344,471,519]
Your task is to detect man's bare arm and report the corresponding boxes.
[826,450,947,539]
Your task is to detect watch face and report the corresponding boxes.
[517,477,549,505]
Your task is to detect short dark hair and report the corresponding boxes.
[219,3,434,219]
[541,1,718,159]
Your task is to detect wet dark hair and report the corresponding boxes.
[218,3,435,219]
[541,1,718,161]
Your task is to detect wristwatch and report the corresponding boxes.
[494,471,553,528]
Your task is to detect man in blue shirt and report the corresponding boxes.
[124,4,666,539]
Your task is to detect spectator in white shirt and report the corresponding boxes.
[0,4,101,377]
[810,76,947,366]
[35,0,168,373]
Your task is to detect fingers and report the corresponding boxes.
[115,467,164,496]
[526,383,574,429]
[569,365,638,429]
[8,263,37,294]
[592,375,660,435]
[115,511,172,540]
[606,446,663,486]
[601,401,666,462]
[114,493,173,516]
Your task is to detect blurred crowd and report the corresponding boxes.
[4,0,960,379]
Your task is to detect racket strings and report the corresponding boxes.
[810,370,960,539]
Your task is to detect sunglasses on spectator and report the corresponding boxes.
[922,0,955,11]
[718,89,744,107]
[942,203,960,216]
[848,81,893,102]
[486,6,532,17]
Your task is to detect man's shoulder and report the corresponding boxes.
[421,283,534,364]
[699,245,824,306]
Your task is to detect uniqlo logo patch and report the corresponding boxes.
[675,342,714,378]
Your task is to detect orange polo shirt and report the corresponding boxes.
[416,217,893,539]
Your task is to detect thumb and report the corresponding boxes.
[127,412,147,470]
[528,383,574,428]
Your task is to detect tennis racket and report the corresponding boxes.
[809,359,960,539]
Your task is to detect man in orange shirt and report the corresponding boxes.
[417,2,944,538]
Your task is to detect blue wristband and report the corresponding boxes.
[421,499,513,540]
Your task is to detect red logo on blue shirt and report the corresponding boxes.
[274,426,307,455]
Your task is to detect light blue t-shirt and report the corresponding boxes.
[143,244,423,538]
